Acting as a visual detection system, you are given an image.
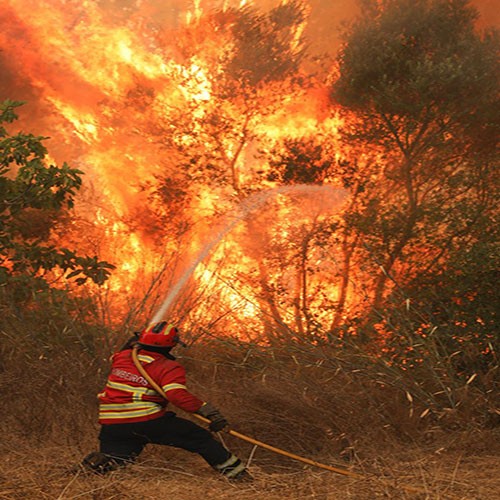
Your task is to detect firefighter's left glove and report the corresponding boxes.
[197,402,228,432]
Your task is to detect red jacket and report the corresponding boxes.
[98,348,203,424]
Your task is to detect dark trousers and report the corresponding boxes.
[99,412,230,468]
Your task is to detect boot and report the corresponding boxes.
[80,451,122,475]
[214,454,252,481]
[229,468,253,482]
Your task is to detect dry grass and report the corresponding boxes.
[1,318,499,500]
[1,440,499,499]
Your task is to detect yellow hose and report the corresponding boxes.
[131,346,430,494]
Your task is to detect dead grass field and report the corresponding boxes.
[1,437,499,499]
[1,331,499,499]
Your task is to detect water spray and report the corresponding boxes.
[150,184,347,325]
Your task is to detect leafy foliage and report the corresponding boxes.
[266,137,334,185]
[331,0,499,308]
[0,100,115,293]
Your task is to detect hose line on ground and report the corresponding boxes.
[131,346,431,495]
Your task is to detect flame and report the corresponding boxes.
[47,97,99,144]
[1,0,353,333]
[178,62,212,102]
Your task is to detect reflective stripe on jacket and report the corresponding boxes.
[98,349,203,424]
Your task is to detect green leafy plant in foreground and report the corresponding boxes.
[0,100,115,296]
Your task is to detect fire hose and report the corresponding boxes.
[131,346,429,495]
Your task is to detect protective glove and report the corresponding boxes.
[196,402,228,432]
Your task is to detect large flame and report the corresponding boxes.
[2,0,494,334]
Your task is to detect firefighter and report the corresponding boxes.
[81,321,249,481]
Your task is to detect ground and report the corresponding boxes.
[1,429,499,499]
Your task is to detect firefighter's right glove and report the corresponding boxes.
[197,402,228,432]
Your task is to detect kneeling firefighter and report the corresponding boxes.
[81,321,249,480]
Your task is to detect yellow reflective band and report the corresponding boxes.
[138,354,155,364]
[215,454,239,470]
[225,461,246,478]
[100,401,160,410]
[162,383,187,393]
[99,406,162,419]
[106,380,157,401]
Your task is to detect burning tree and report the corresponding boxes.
[332,0,499,309]
[329,0,499,380]
[153,1,308,197]
[143,2,337,339]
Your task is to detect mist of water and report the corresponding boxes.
[150,184,347,325]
